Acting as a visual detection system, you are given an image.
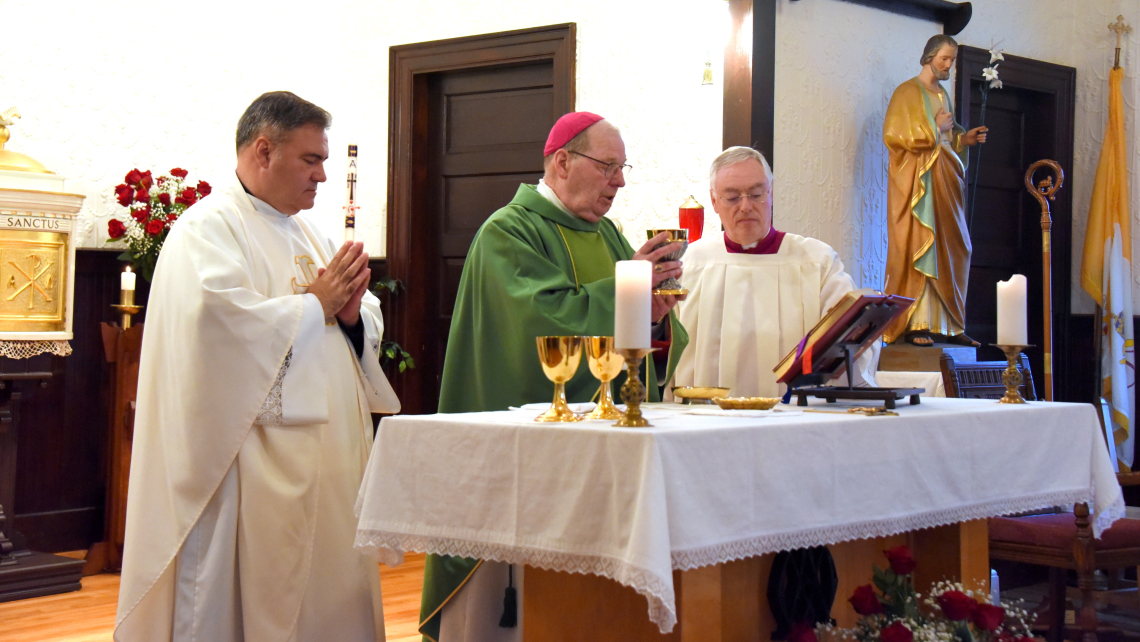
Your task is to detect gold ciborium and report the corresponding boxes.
[646,229,689,296]
[535,336,585,422]
[584,336,624,420]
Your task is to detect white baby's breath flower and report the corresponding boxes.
[989,79,1003,89]
[982,67,999,81]
[989,49,1004,64]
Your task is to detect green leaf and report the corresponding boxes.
[386,348,397,359]
[405,357,415,368]
[398,361,407,373]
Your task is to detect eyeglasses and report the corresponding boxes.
[713,186,770,208]
[568,151,633,179]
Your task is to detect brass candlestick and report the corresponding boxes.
[992,344,1032,404]
[111,289,144,329]
[615,347,656,428]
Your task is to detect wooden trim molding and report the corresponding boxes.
[723,0,753,150]
[820,0,972,34]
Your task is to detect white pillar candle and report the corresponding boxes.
[614,260,652,349]
[121,266,136,291]
[996,275,1027,345]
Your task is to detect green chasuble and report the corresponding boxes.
[419,184,689,641]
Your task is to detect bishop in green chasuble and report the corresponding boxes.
[421,114,689,642]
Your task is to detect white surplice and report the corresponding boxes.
[672,232,877,399]
[115,176,400,642]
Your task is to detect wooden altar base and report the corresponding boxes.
[523,520,988,642]
[0,551,84,603]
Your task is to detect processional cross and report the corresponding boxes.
[1110,15,1132,68]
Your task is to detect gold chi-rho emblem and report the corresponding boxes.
[0,232,67,332]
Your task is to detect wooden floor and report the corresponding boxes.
[0,552,427,642]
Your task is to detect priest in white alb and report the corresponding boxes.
[115,91,400,642]
[672,146,877,398]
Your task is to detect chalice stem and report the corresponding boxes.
[553,381,567,412]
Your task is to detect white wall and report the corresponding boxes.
[774,0,1140,313]
[774,0,933,290]
[2,0,726,257]
[5,0,1132,314]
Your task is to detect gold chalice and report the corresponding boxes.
[584,336,624,420]
[646,229,689,296]
[535,336,585,422]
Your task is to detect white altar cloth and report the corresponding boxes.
[354,398,1123,634]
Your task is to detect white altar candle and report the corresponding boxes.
[614,260,651,349]
[996,275,1027,345]
[121,266,136,291]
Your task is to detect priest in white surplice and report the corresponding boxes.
[672,146,877,398]
[115,92,400,642]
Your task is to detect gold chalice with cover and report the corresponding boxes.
[535,336,585,422]
[646,228,688,296]
[584,336,624,420]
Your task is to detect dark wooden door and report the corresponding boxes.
[955,46,1075,399]
[387,25,576,415]
[420,63,553,413]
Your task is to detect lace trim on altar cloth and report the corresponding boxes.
[255,349,292,425]
[669,489,1126,571]
[0,340,72,359]
[354,532,678,634]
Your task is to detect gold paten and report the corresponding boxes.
[0,230,67,332]
[584,336,624,420]
[535,336,585,422]
[714,397,781,411]
[673,386,730,405]
[615,347,656,428]
[646,228,689,296]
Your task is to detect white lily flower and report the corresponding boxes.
[982,67,999,81]
[990,79,1003,89]
[989,49,1005,64]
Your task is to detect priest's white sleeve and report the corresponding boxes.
[357,293,402,414]
[255,293,330,425]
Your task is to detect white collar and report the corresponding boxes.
[535,179,575,217]
[233,172,288,219]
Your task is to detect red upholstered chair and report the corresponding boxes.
[940,352,1140,642]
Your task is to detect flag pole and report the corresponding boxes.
[1024,160,1063,402]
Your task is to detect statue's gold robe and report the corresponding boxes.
[882,78,972,343]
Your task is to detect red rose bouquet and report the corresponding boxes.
[802,546,1034,642]
[106,167,211,281]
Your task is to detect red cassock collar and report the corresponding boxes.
[723,229,785,255]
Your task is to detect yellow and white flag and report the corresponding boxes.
[1081,66,1134,471]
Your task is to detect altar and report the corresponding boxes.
[354,398,1123,640]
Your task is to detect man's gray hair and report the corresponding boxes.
[236,91,332,152]
[709,146,773,189]
[920,35,958,66]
